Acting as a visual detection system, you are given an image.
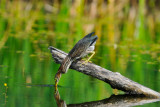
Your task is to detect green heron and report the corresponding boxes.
[55,32,98,87]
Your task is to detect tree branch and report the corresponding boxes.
[48,46,160,98]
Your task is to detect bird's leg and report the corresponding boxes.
[81,56,92,63]
[82,51,95,65]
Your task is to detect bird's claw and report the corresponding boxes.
[81,60,88,65]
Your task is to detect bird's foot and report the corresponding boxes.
[81,61,88,65]
[81,51,95,65]
[81,60,92,65]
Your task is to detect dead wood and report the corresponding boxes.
[48,46,160,98]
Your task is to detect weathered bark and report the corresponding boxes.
[48,46,160,98]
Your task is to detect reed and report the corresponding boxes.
[0,0,160,106]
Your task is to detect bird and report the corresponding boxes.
[55,32,98,87]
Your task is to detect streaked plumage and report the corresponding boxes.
[55,32,98,86]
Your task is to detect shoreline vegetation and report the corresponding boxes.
[1,0,160,106]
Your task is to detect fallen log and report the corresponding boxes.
[48,46,160,98]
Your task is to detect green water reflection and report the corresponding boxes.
[0,37,160,107]
[0,0,160,106]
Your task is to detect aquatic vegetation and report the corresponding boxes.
[0,0,160,106]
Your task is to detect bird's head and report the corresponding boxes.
[55,72,61,85]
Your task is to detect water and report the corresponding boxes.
[0,1,160,106]
[0,38,160,107]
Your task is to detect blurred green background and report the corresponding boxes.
[0,0,160,106]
